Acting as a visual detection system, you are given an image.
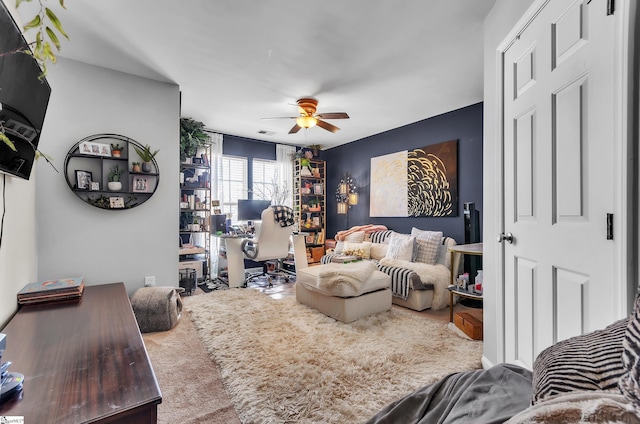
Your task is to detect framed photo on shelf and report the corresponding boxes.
[313,183,323,195]
[79,141,111,157]
[312,216,321,227]
[109,196,125,208]
[305,234,315,244]
[90,181,100,191]
[75,170,92,190]
[132,175,150,193]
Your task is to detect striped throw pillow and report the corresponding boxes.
[532,317,628,404]
[619,295,640,411]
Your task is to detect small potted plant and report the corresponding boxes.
[308,199,321,212]
[134,144,160,173]
[308,144,322,157]
[107,165,124,191]
[110,143,123,158]
[131,162,142,173]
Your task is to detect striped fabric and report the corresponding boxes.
[376,263,416,300]
[532,317,629,404]
[619,295,640,410]
[318,254,419,300]
[368,230,393,244]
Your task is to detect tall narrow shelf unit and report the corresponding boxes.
[293,158,326,264]
[179,145,212,290]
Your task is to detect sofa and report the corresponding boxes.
[322,228,462,311]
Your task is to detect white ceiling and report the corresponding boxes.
[16,0,496,149]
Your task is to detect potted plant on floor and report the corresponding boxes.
[134,144,160,173]
[107,165,124,191]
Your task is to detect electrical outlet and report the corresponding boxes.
[144,276,155,287]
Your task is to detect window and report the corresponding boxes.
[220,155,247,222]
[252,158,278,201]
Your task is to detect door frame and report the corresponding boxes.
[492,0,636,365]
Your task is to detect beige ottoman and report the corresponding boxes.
[295,262,392,323]
[130,286,182,333]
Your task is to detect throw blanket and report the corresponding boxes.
[335,224,388,241]
[271,205,294,227]
[379,258,451,310]
[316,261,377,292]
[367,364,533,424]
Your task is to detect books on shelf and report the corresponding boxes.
[17,276,85,305]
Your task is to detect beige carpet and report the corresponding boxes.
[183,289,483,424]
[142,309,241,424]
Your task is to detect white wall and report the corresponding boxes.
[482,0,536,367]
[35,58,180,297]
[0,175,38,326]
[0,1,41,326]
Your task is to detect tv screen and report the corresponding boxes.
[0,1,52,180]
[237,199,272,221]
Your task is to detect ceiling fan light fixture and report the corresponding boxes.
[296,116,317,128]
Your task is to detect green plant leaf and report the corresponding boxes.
[15,0,33,8]
[45,8,69,39]
[0,132,17,151]
[45,26,61,51]
[43,41,56,62]
[58,0,66,9]
[23,14,41,31]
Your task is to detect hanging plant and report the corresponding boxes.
[0,0,70,170]
[180,117,210,161]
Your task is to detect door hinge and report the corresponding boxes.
[607,213,614,240]
[607,0,615,15]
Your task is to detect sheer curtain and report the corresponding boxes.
[207,131,223,278]
[276,144,295,207]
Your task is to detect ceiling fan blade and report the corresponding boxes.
[289,124,302,134]
[315,112,349,120]
[261,116,297,120]
[316,119,340,133]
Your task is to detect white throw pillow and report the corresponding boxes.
[334,240,345,254]
[342,241,372,260]
[410,228,443,265]
[344,231,366,243]
[370,243,389,260]
[385,232,416,261]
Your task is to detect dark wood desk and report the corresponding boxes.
[0,283,162,423]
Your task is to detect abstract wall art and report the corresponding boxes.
[370,140,458,217]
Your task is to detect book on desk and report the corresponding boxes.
[17,276,85,305]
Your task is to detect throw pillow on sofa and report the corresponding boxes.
[342,241,372,260]
[334,231,367,254]
[619,294,640,413]
[385,232,416,262]
[410,227,443,265]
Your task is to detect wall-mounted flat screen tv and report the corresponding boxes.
[0,1,52,180]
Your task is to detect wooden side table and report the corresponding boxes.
[448,242,483,322]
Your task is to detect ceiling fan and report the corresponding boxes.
[263,97,350,134]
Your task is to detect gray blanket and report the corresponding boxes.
[366,364,533,424]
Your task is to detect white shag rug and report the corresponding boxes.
[185,288,483,424]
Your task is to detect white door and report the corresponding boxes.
[502,0,619,368]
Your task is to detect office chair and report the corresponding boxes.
[241,206,294,287]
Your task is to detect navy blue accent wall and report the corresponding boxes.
[321,102,483,243]
[219,102,483,244]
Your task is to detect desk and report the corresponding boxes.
[215,234,252,288]
[0,283,161,423]
[448,242,483,322]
